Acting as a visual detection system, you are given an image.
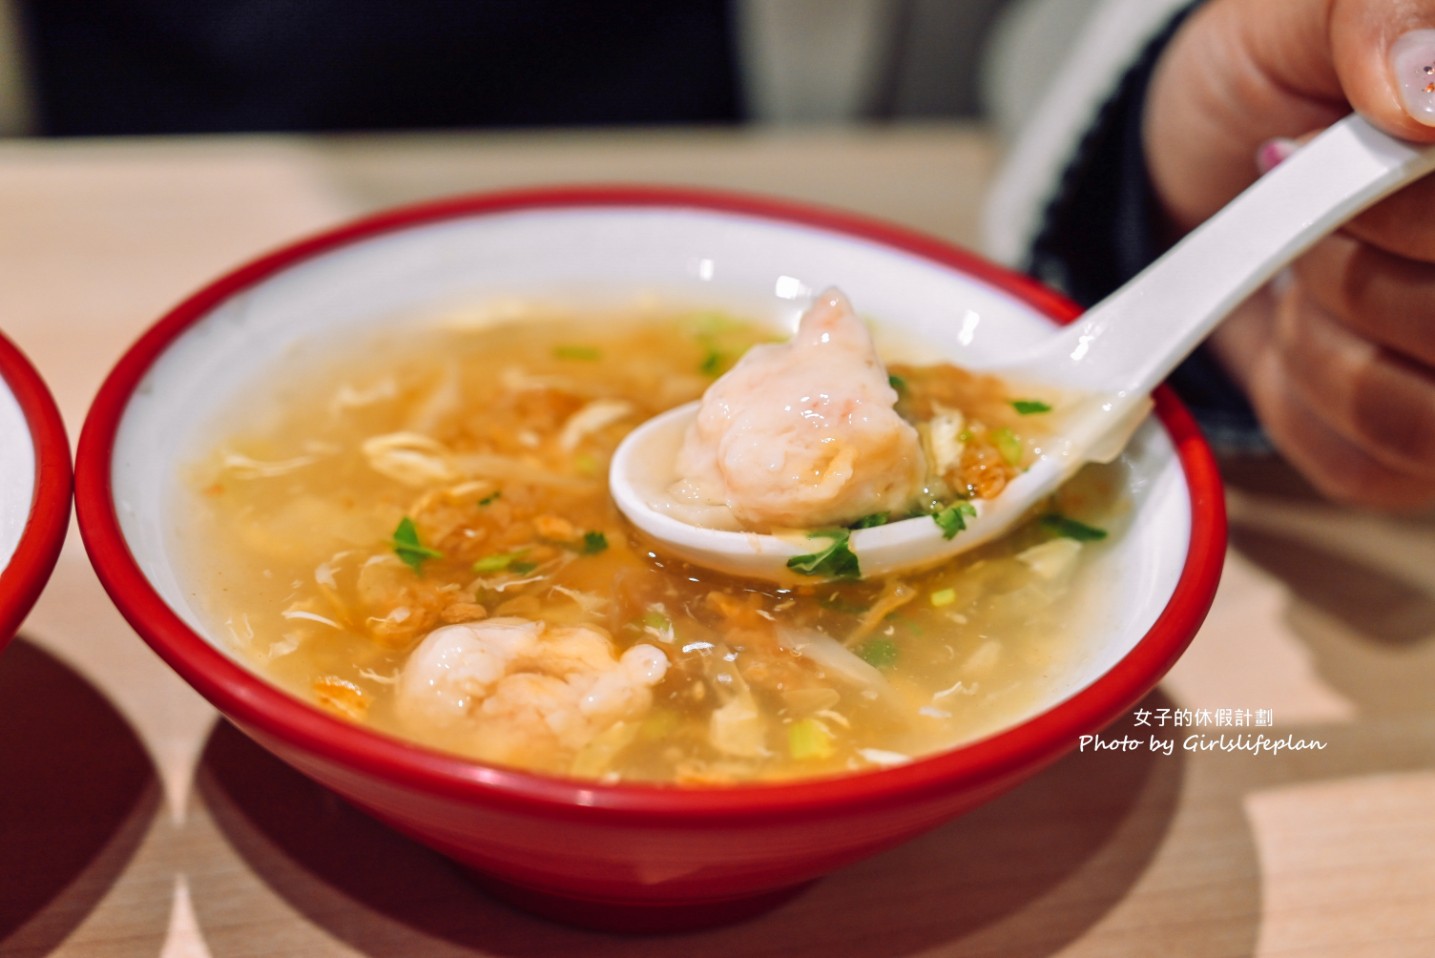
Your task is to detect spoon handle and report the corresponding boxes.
[1037,114,1435,400]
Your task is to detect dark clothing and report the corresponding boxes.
[17,0,742,135]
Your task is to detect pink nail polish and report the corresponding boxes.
[1391,29,1435,126]
[1255,138,1297,174]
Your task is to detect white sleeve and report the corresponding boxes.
[979,0,1196,267]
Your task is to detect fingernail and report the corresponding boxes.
[1255,137,1298,174]
[1391,29,1435,126]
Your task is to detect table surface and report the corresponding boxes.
[2,122,1433,958]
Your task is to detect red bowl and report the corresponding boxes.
[0,331,70,653]
[75,186,1225,932]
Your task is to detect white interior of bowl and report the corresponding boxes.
[0,377,36,572]
[109,205,1191,716]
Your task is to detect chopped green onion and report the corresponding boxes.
[888,373,907,392]
[994,426,1023,465]
[580,530,609,555]
[472,551,526,573]
[477,491,501,506]
[1039,513,1108,541]
[850,512,889,529]
[390,517,443,574]
[786,530,861,580]
[859,638,898,668]
[932,501,977,540]
[1012,399,1052,415]
[553,345,600,361]
[787,717,836,760]
[930,588,957,607]
[699,349,723,375]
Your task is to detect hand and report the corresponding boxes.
[1144,0,1435,509]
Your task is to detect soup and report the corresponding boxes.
[179,300,1123,784]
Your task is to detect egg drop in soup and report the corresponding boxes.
[181,292,1125,784]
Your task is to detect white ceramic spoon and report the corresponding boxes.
[611,114,1435,581]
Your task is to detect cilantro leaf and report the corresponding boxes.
[818,591,868,614]
[786,530,862,580]
[858,638,898,668]
[581,530,609,554]
[932,501,977,540]
[699,349,723,375]
[391,517,443,573]
[478,491,501,506]
[849,512,889,529]
[1012,399,1052,415]
[1039,513,1108,541]
[888,373,907,392]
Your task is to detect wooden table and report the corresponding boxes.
[2,123,1432,957]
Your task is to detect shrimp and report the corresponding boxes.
[673,287,925,529]
[394,616,668,768]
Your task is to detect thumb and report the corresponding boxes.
[1331,0,1435,136]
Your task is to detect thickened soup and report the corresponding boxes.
[178,298,1124,784]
